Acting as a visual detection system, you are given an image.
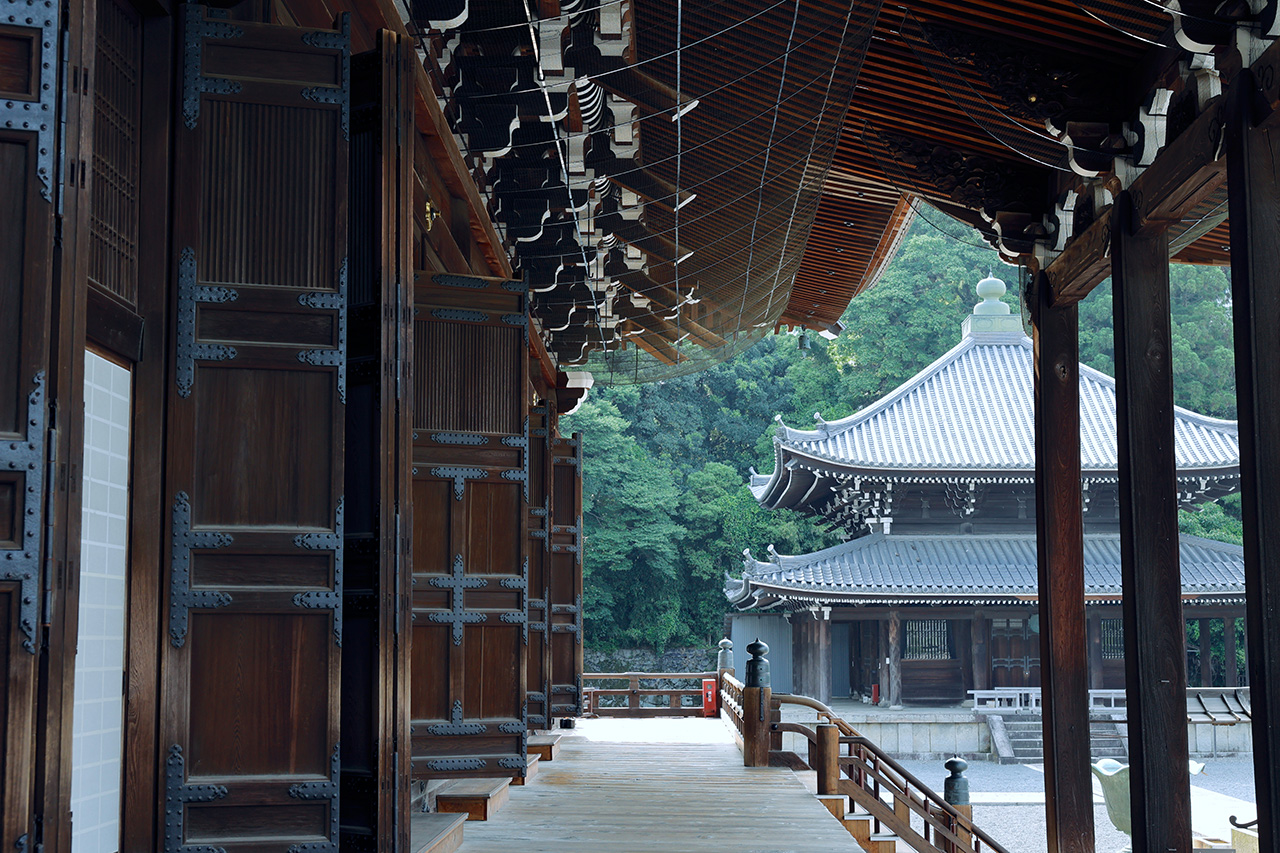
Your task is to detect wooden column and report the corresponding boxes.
[1224,617,1238,688]
[1226,66,1280,848]
[971,612,989,692]
[1088,612,1104,690]
[815,615,833,705]
[887,610,902,708]
[742,686,772,767]
[1111,191,1192,852]
[815,724,839,795]
[879,619,889,704]
[1031,270,1094,853]
[1199,619,1213,687]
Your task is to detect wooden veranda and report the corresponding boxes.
[5,0,1280,851]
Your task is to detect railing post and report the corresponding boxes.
[717,638,734,718]
[816,723,839,795]
[629,673,640,713]
[944,758,973,853]
[743,639,771,767]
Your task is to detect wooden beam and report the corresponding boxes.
[1031,271,1094,853]
[1111,191,1192,853]
[1224,617,1238,688]
[614,274,728,348]
[1225,64,1280,850]
[609,164,696,211]
[1044,205,1112,306]
[1130,98,1226,232]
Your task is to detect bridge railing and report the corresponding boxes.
[971,686,1252,724]
[583,671,716,717]
[726,638,1010,853]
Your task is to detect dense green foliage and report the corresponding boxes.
[565,213,1241,652]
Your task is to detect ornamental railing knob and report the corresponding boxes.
[745,638,770,688]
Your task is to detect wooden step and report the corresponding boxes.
[527,733,562,761]
[510,753,540,785]
[410,813,466,853]
[865,832,898,853]
[843,812,873,845]
[816,794,846,819]
[435,778,511,821]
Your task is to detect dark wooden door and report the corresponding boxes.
[990,618,1042,688]
[526,400,552,729]
[159,8,348,850]
[547,431,585,718]
[526,402,584,727]
[410,274,529,778]
[0,1,59,845]
[344,28,414,851]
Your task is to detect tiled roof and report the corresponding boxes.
[726,532,1244,605]
[770,331,1239,474]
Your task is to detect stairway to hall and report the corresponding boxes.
[1001,717,1128,763]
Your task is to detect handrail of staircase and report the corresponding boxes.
[771,692,860,737]
[840,734,1012,853]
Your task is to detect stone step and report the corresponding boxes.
[435,777,511,821]
[510,753,540,785]
[528,733,563,761]
[409,813,467,853]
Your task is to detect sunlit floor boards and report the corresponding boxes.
[452,735,862,852]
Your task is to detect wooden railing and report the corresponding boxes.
[720,672,744,737]
[837,734,1010,853]
[583,671,715,717]
[769,693,1011,853]
[970,688,1126,714]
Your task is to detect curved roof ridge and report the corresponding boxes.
[775,332,989,443]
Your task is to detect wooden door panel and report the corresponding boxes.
[410,275,528,779]
[525,403,550,728]
[342,30,415,851]
[161,8,347,850]
[548,434,584,717]
[0,0,58,844]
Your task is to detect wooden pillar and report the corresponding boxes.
[1226,66,1280,847]
[1088,611,1104,690]
[879,619,889,704]
[1031,270,1094,853]
[1199,618,1213,687]
[815,723,839,795]
[887,610,902,708]
[815,615,833,705]
[792,616,807,697]
[1111,191,1192,852]
[971,611,989,692]
[1224,617,1238,688]
[742,686,772,767]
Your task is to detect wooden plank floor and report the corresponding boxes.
[454,735,862,852]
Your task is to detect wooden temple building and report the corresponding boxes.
[728,276,1247,707]
[5,0,1280,850]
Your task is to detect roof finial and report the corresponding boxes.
[974,274,1010,316]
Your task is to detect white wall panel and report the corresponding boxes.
[71,352,131,853]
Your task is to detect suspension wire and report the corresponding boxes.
[732,0,801,341]
[765,0,872,320]
[895,12,1075,172]
[455,7,847,157]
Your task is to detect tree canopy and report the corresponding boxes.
[564,211,1240,651]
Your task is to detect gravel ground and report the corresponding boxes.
[890,756,1258,852]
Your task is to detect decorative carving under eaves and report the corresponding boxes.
[920,24,1125,128]
[878,133,1046,215]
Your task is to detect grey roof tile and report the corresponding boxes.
[734,532,1244,600]
[772,334,1238,473]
